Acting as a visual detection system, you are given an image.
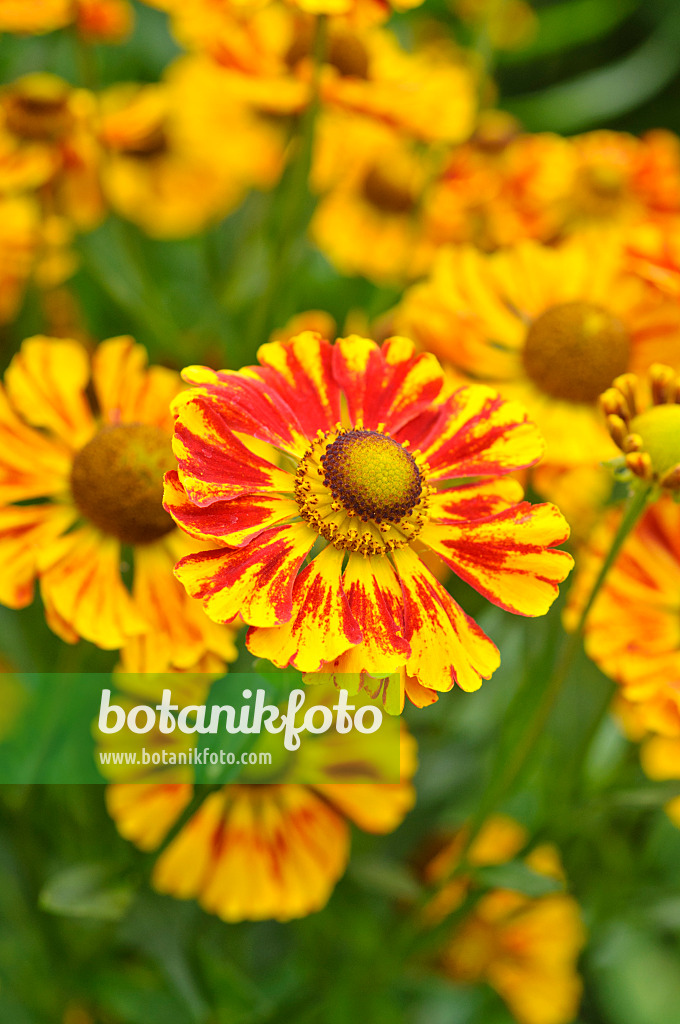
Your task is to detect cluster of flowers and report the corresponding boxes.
[2,2,680,1021]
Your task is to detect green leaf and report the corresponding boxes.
[474,860,563,898]
[39,863,134,921]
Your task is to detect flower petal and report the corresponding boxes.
[393,545,501,693]
[107,783,192,852]
[332,334,445,433]
[174,521,317,627]
[317,553,410,676]
[0,385,73,502]
[421,502,573,616]
[247,544,361,671]
[38,524,149,648]
[254,332,342,437]
[4,335,95,449]
[129,537,237,672]
[152,785,350,922]
[163,469,298,547]
[0,501,76,608]
[398,386,545,479]
[172,392,293,505]
[181,365,309,455]
[93,335,181,431]
[429,477,526,522]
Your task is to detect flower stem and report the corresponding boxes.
[454,481,653,874]
[242,15,327,355]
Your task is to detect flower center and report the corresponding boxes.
[4,75,73,141]
[119,122,169,159]
[70,424,175,545]
[522,301,631,404]
[285,25,370,78]
[362,165,416,215]
[322,429,422,522]
[295,428,429,554]
[629,405,680,478]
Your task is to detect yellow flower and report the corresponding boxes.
[565,496,680,706]
[75,0,134,42]
[395,231,680,470]
[311,113,440,285]
[0,335,236,671]
[0,0,72,33]
[425,816,586,1024]
[164,331,572,709]
[0,195,41,324]
[0,73,104,231]
[106,729,417,922]
[96,60,283,237]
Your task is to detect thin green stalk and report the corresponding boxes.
[453,482,653,874]
[242,16,327,354]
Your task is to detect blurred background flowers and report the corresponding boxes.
[2,1,680,1022]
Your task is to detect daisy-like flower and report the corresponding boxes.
[164,332,573,709]
[106,729,417,922]
[565,496,680,705]
[0,335,236,672]
[395,232,680,471]
[424,816,586,1024]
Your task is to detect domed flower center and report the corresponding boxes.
[522,301,631,404]
[322,429,422,522]
[4,76,73,141]
[362,165,416,215]
[70,423,175,545]
[327,32,370,78]
[629,404,680,478]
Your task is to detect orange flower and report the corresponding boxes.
[425,817,586,1024]
[106,729,417,921]
[0,335,236,672]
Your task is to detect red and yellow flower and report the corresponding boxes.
[163,331,572,709]
[0,0,133,39]
[0,335,236,671]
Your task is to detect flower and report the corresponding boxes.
[310,113,441,284]
[424,816,586,1024]
[395,231,680,471]
[164,331,573,709]
[565,496,680,705]
[96,60,283,237]
[600,363,680,490]
[106,729,417,922]
[0,0,133,38]
[0,74,104,231]
[0,334,236,671]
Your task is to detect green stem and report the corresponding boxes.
[242,15,327,354]
[453,482,653,874]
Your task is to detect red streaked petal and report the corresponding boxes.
[393,545,500,693]
[180,365,308,456]
[246,545,362,672]
[429,478,525,522]
[172,393,293,505]
[163,470,298,547]
[420,502,574,616]
[174,521,317,628]
[332,334,445,433]
[318,553,410,676]
[398,386,545,479]
[254,333,342,437]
